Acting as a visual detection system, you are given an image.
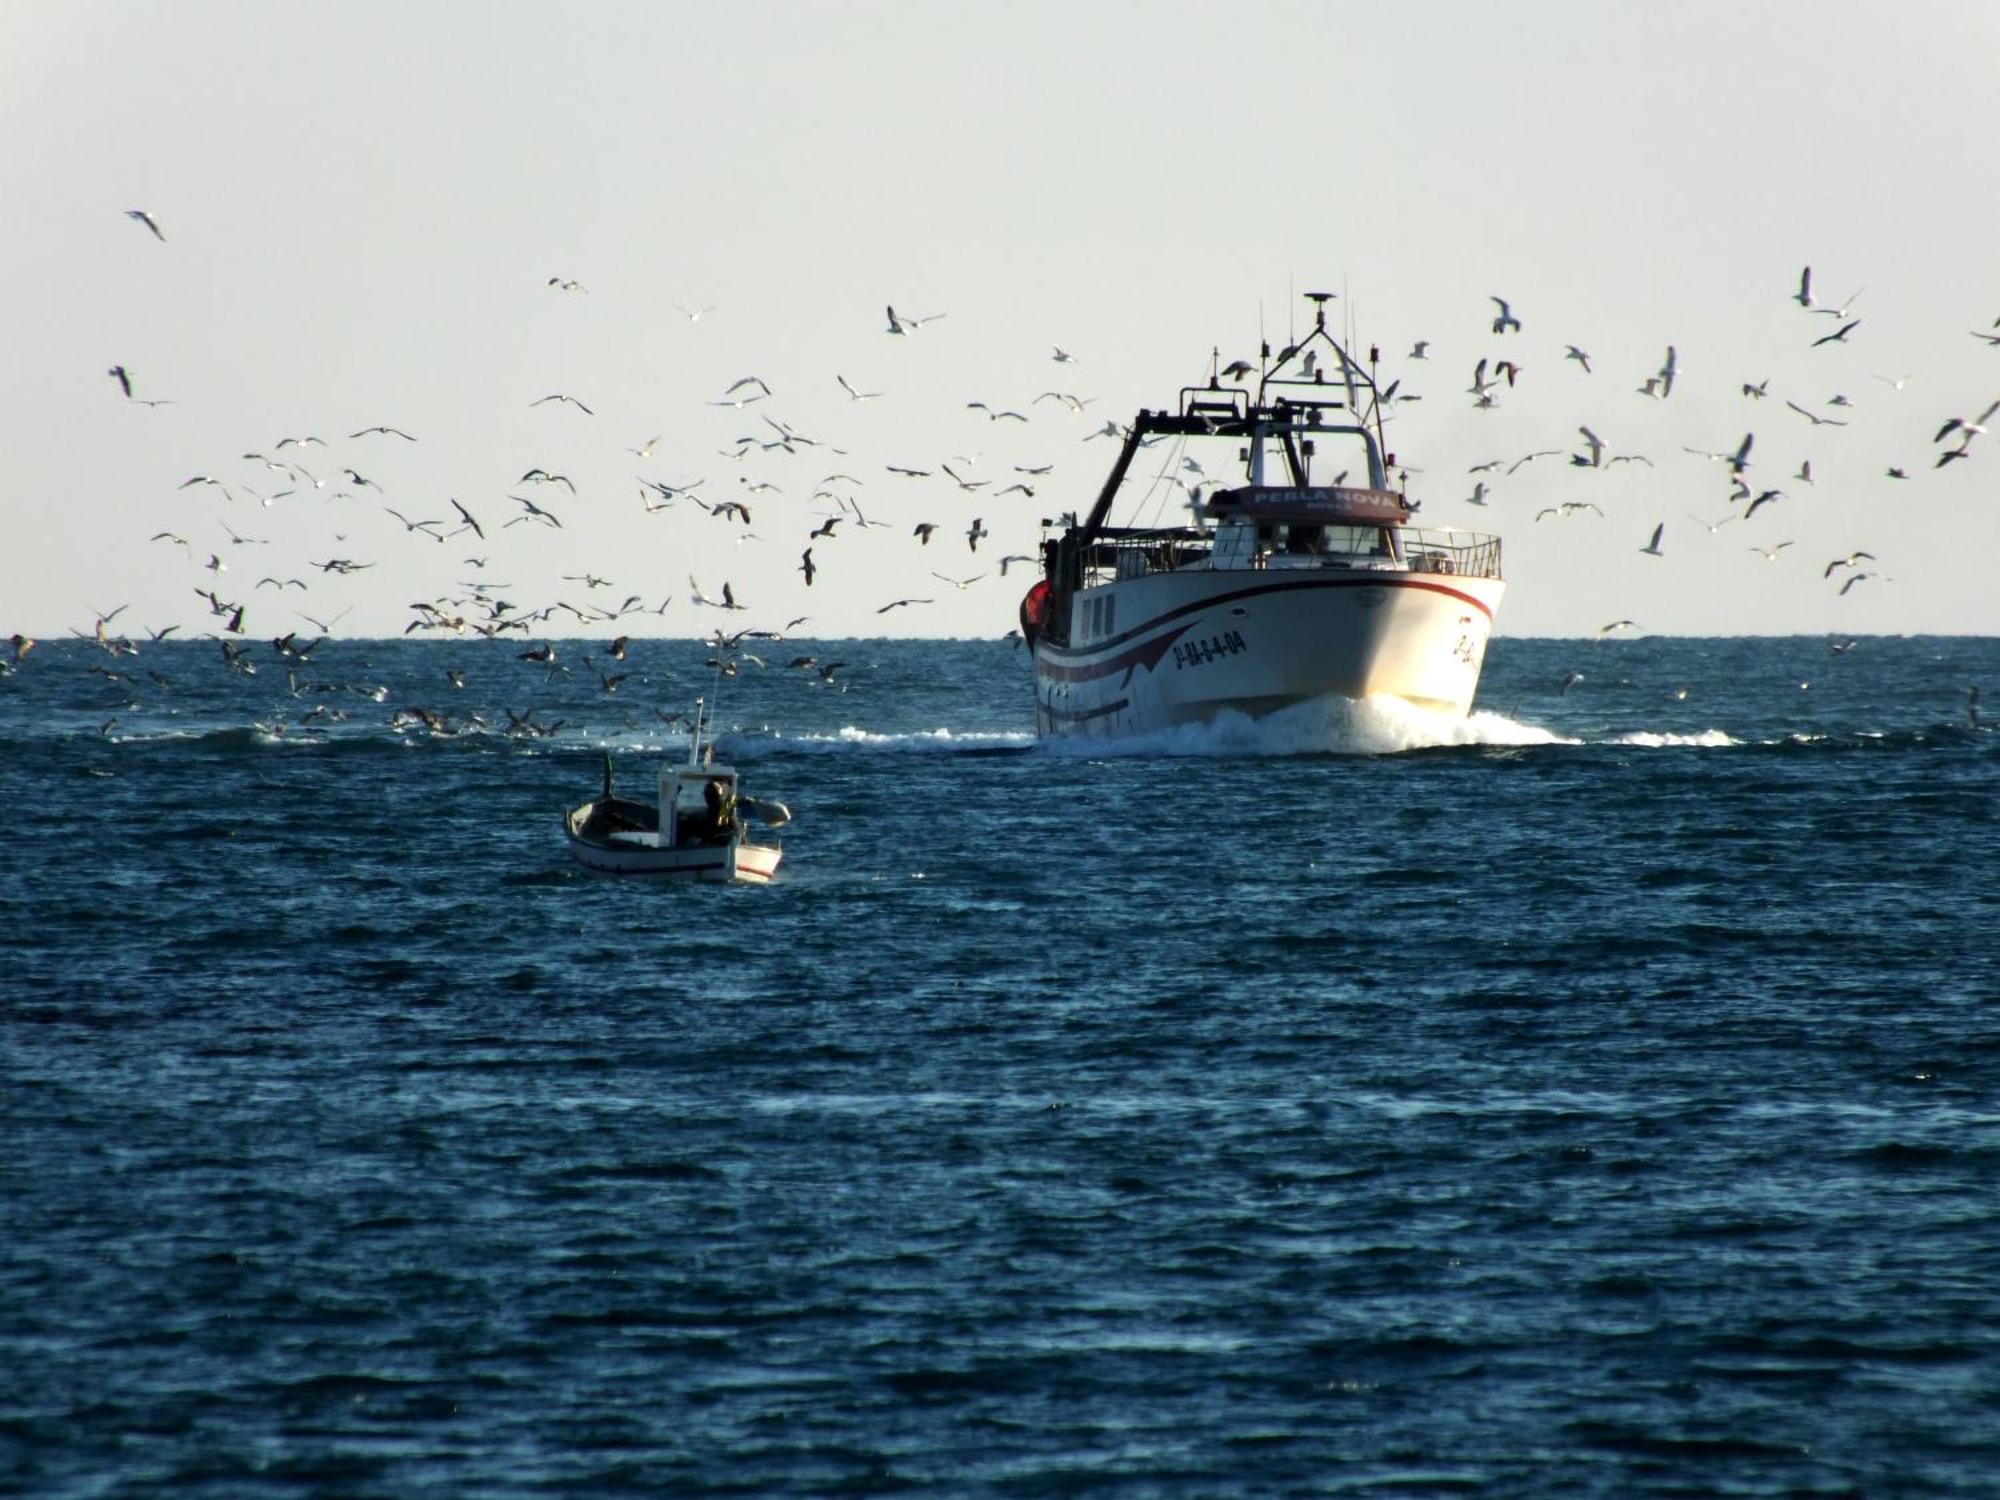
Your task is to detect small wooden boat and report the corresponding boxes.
[564,705,788,882]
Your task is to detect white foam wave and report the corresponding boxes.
[1040,695,1574,758]
[1609,728,1740,748]
[760,726,1037,754]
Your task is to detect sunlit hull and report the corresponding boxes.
[1034,566,1504,738]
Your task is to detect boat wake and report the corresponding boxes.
[1609,728,1741,749]
[1038,695,1574,758]
[699,703,1935,763]
[742,726,1037,756]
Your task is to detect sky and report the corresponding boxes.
[4,0,1997,642]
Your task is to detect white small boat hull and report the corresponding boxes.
[564,802,782,883]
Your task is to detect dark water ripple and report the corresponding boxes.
[3,636,1999,1494]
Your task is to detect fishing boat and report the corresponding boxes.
[563,701,789,882]
[1020,293,1504,737]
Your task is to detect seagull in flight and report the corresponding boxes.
[967,401,1028,422]
[1812,319,1860,348]
[1748,541,1794,562]
[710,376,771,407]
[886,305,945,334]
[531,393,594,415]
[1934,398,2000,446]
[1639,523,1665,556]
[1655,346,1680,399]
[1784,400,1848,427]
[125,209,165,241]
[688,576,743,610]
[1489,296,1522,334]
[1793,266,1814,309]
[876,596,934,613]
[505,494,563,528]
[1823,551,1876,578]
[384,507,448,542]
[1564,345,1593,373]
[1687,432,1756,472]
[837,374,881,402]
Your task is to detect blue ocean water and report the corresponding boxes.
[3,634,1997,1496]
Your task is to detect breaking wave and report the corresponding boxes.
[1039,695,1575,758]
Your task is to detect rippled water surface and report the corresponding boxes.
[4,635,1998,1495]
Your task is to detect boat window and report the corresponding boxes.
[1102,595,1115,636]
[1304,523,1400,558]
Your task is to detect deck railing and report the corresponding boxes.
[1078,525,1502,587]
[1399,528,1504,581]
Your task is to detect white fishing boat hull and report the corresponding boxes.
[1033,565,1505,737]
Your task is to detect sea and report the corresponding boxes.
[3,633,1997,1497]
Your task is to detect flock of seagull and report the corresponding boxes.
[10,211,1995,734]
[11,212,1120,727]
[1436,280,1998,639]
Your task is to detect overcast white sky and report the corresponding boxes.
[5,0,1997,640]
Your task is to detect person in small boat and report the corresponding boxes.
[703,777,736,838]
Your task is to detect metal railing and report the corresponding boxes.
[1077,525,1501,587]
[1399,528,1504,581]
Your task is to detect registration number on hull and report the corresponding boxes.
[1173,629,1246,669]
